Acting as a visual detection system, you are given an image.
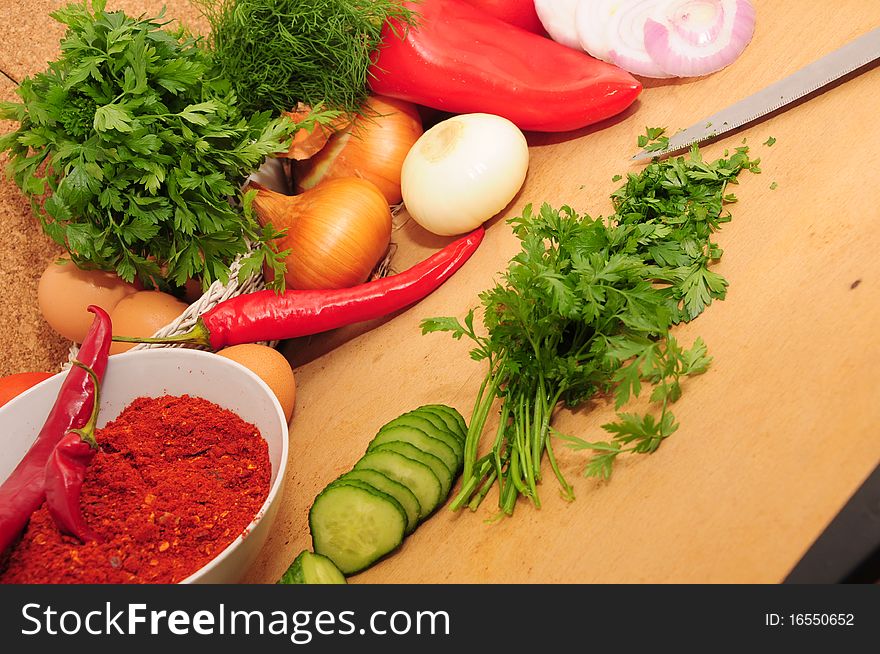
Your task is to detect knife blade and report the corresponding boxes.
[632,26,880,161]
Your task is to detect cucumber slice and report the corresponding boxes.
[371,424,460,476]
[372,441,453,501]
[399,411,464,463]
[401,409,449,435]
[355,450,442,519]
[278,550,346,584]
[380,413,438,436]
[340,469,421,534]
[419,404,468,442]
[309,481,406,575]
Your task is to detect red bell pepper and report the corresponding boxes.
[460,0,546,35]
[369,0,641,133]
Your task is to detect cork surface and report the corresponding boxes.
[0,1,205,376]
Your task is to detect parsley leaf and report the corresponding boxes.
[0,2,335,290]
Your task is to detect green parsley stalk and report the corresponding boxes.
[422,132,761,517]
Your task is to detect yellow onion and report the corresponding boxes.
[281,103,352,160]
[294,95,423,205]
[252,178,392,290]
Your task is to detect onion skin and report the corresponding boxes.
[281,104,352,160]
[252,178,392,290]
[294,95,423,205]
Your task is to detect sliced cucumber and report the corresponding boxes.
[278,550,346,584]
[372,441,453,501]
[340,469,421,534]
[309,481,407,575]
[355,450,442,519]
[401,409,449,435]
[397,412,464,463]
[418,404,467,442]
[379,413,438,438]
[371,424,460,476]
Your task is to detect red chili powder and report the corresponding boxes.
[0,395,271,584]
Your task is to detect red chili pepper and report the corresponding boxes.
[113,227,484,350]
[460,0,547,35]
[44,362,101,543]
[0,306,111,554]
[368,0,642,132]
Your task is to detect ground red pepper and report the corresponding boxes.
[0,394,270,584]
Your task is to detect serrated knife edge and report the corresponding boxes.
[632,26,880,161]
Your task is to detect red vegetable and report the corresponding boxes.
[0,306,111,554]
[113,227,485,350]
[461,0,547,35]
[369,0,642,132]
[0,371,52,408]
[44,362,101,543]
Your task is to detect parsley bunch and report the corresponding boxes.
[422,133,760,516]
[0,0,327,289]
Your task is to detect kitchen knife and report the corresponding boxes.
[784,463,880,583]
[632,26,880,161]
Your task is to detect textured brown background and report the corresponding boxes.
[1,1,879,584]
[0,1,205,376]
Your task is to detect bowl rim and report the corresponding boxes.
[1,348,290,584]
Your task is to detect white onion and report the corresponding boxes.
[535,0,583,50]
[644,0,757,77]
[574,0,756,78]
[575,0,625,62]
[401,114,529,237]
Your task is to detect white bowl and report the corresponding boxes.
[0,348,289,584]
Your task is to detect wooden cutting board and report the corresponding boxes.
[257,0,880,583]
[1,0,878,584]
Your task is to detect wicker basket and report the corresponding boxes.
[64,159,405,367]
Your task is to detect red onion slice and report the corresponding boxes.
[669,0,725,45]
[607,0,675,78]
[536,0,584,50]
[645,0,756,76]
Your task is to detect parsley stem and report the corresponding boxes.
[545,434,574,502]
[451,456,493,512]
[469,467,498,512]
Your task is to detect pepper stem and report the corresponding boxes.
[69,361,101,449]
[110,319,212,348]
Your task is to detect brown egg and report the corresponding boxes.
[217,344,296,422]
[38,256,139,343]
[109,291,188,354]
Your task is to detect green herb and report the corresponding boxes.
[198,0,417,117]
[764,136,776,147]
[770,181,778,190]
[0,1,332,289]
[421,133,759,516]
[611,174,622,182]
[637,126,670,152]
